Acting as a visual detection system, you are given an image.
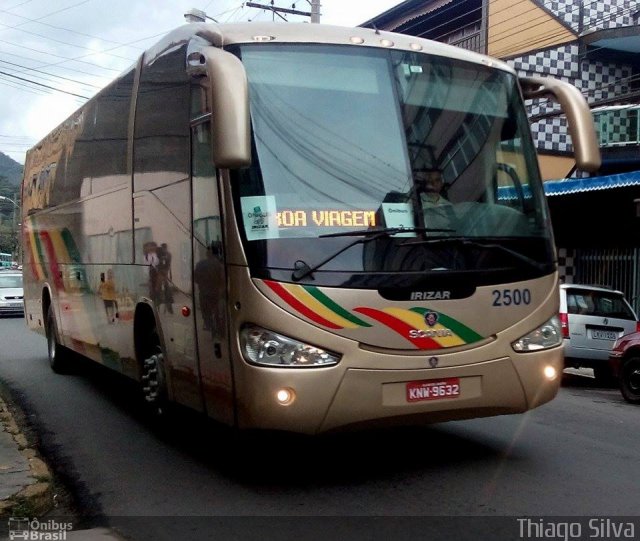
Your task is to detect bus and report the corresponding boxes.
[21,22,600,434]
[0,253,12,268]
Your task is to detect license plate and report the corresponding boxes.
[592,330,617,340]
[406,377,460,403]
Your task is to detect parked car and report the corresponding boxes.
[0,271,24,316]
[559,284,639,382]
[609,332,640,403]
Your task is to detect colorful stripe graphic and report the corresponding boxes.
[409,307,483,344]
[24,231,43,281]
[264,280,372,330]
[354,307,441,349]
[263,280,342,329]
[261,280,483,350]
[26,219,47,280]
[384,307,465,348]
[304,286,371,328]
[38,231,64,290]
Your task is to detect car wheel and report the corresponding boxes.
[620,356,640,404]
[46,305,71,374]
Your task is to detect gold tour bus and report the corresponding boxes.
[21,22,600,434]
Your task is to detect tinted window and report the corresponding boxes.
[567,289,635,320]
[134,44,190,191]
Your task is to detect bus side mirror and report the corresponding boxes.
[520,76,601,173]
[202,47,251,169]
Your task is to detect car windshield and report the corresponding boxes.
[0,275,23,288]
[231,44,554,286]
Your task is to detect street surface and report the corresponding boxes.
[0,317,639,540]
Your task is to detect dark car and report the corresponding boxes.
[609,332,640,403]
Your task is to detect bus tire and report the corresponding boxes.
[141,332,169,417]
[46,306,72,374]
[620,356,640,404]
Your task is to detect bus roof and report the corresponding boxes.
[147,22,517,77]
[25,21,517,160]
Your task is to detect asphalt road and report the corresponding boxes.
[1,316,639,540]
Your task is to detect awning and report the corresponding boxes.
[544,170,640,196]
[580,25,640,54]
[497,170,640,200]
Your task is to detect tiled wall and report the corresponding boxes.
[505,0,635,157]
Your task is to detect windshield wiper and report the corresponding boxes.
[292,227,453,281]
[318,226,454,239]
[399,236,548,273]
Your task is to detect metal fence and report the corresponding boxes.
[574,247,640,313]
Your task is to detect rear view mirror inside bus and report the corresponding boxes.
[203,47,252,169]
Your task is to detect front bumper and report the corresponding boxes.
[234,348,563,434]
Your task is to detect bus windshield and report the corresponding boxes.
[232,44,554,286]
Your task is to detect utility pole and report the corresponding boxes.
[245,1,321,23]
[310,0,321,23]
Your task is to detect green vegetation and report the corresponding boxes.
[0,175,20,258]
[0,151,23,186]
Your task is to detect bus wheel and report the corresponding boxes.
[46,306,71,374]
[620,357,640,404]
[141,338,168,416]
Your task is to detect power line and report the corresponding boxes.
[0,36,123,72]
[0,5,145,52]
[489,3,635,57]
[0,70,89,99]
[0,59,102,90]
[0,22,136,63]
[0,0,94,33]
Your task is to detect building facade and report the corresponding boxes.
[364,0,640,308]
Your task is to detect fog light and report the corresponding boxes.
[543,365,558,380]
[276,388,295,406]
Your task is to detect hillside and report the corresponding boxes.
[0,152,24,186]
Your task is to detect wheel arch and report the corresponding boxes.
[622,347,640,361]
[41,284,53,330]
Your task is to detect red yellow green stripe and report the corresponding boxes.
[410,307,483,343]
[263,280,342,329]
[26,220,47,280]
[354,306,441,349]
[383,307,465,347]
[280,283,360,329]
[38,231,64,289]
[303,286,371,328]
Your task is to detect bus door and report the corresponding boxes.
[191,119,234,425]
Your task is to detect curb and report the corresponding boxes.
[0,396,54,518]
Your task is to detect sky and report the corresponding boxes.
[0,0,403,164]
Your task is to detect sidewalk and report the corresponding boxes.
[0,396,125,540]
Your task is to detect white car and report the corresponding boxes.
[560,283,639,382]
[0,271,24,316]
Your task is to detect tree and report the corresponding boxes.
[0,175,20,260]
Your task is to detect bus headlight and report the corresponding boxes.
[240,325,341,367]
[511,316,562,352]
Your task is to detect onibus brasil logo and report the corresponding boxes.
[8,517,73,540]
